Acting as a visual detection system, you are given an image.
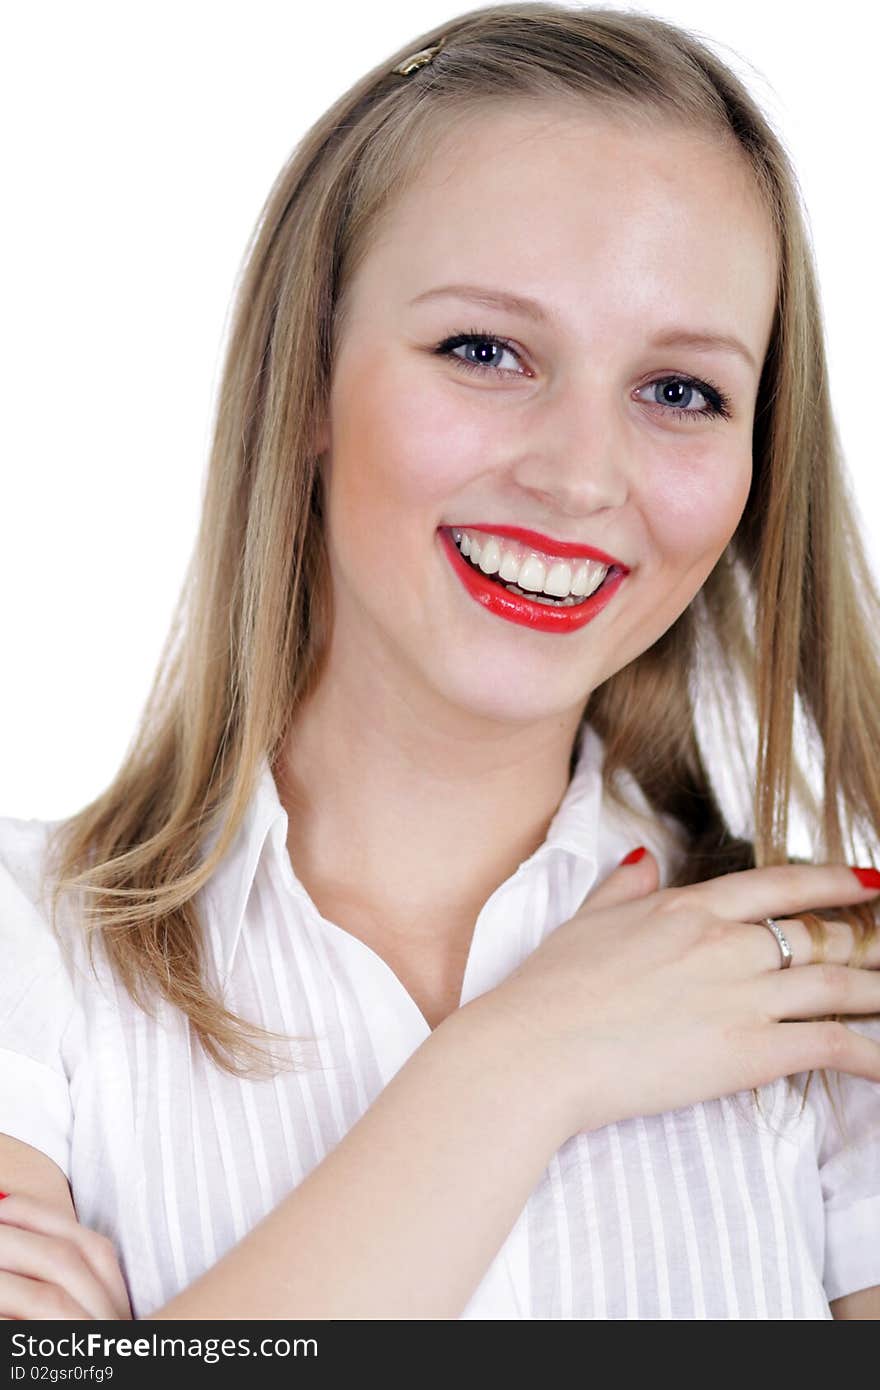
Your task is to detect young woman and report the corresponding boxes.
[1,4,879,1321]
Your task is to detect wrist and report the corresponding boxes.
[440,988,578,1150]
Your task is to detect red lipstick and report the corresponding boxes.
[437,527,627,634]
[459,524,625,568]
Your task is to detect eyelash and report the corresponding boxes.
[432,327,733,423]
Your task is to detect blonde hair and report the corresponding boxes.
[43,6,879,1132]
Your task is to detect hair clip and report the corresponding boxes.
[391,37,446,76]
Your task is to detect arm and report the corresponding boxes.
[830,1286,880,1319]
[151,997,572,1320]
[0,1138,74,1216]
[0,1143,132,1319]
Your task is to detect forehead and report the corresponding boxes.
[351,105,778,354]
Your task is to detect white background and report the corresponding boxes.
[2,0,877,821]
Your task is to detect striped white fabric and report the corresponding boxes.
[1,723,879,1319]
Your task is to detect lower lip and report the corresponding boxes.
[437,527,627,634]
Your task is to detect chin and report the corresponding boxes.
[432,669,582,728]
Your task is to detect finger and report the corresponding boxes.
[0,1225,120,1320]
[581,847,660,911]
[0,1197,130,1319]
[0,1269,92,1321]
[743,915,880,973]
[757,1018,880,1084]
[681,862,880,923]
[0,1198,130,1319]
[758,961,880,1020]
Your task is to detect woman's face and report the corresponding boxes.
[314,105,778,728]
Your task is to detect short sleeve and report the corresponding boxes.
[815,1017,880,1303]
[0,817,79,1179]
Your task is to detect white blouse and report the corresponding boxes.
[1,724,879,1320]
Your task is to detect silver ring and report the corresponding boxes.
[761,916,793,969]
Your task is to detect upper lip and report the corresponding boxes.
[446,523,628,570]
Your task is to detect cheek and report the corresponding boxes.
[643,441,752,564]
[328,355,505,528]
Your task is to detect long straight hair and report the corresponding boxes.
[43,7,879,1130]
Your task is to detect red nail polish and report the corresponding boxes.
[851,866,880,890]
[620,846,646,866]
[0,1192,8,1201]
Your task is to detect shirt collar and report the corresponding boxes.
[541,721,605,858]
[203,726,607,984]
[199,753,290,985]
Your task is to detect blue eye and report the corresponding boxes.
[433,329,526,378]
[439,333,523,375]
[635,376,732,422]
[432,329,733,422]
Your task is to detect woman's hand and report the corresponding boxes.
[0,1193,132,1320]
[489,853,880,1137]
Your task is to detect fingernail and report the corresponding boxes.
[850,866,880,890]
[620,846,646,866]
[0,1193,8,1201]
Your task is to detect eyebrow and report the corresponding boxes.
[408,282,758,372]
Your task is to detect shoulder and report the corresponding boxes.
[0,812,65,940]
[0,814,85,1182]
[807,1019,880,1307]
[591,746,689,889]
[813,1016,880,1162]
[0,813,79,1040]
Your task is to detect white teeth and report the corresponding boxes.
[498,549,521,582]
[501,582,586,606]
[444,528,611,600]
[451,527,610,599]
[544,561,573,597]
[478,538,502,575]
[518,555,547,593]
[570,562,593,597]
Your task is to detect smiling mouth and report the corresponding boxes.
[437,525,627,635]
[454,541,616,606]
[448,526,617,606]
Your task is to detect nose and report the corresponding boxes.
[510,376,630,517]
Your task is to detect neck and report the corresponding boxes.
[273,663,586,935]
